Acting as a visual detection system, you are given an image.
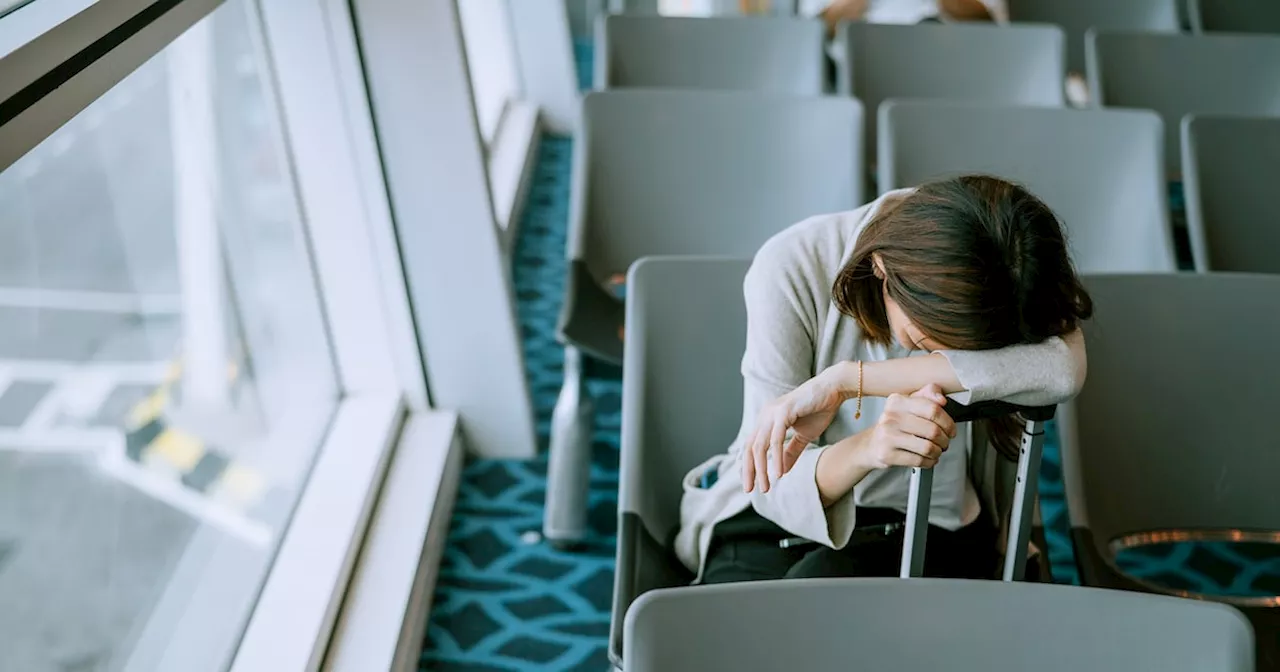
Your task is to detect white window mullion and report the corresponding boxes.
[458,0,522,145]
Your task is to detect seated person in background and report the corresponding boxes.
[804,0,1006,34]
[674,176,1090,584]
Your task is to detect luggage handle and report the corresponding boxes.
[900,399,1055,580]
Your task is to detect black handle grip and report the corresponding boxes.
[942,398,1056,424]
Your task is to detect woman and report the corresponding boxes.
[674,176,1091,584]
[804,0,1006,33]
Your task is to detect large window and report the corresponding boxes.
[0,1,338,669]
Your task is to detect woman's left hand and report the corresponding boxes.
[743,367,847,493]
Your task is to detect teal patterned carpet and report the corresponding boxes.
[418,39,1277,672]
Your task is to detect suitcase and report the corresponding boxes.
[901,399,1056,580]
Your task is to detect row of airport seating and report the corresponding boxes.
[548,83,1280,547]
[615,258,1279,671]
[592,102,1280,667]
[588,0,1280,47]
[599,15,1280,172]
[537,10,1279,670]
[546,17,1280,539]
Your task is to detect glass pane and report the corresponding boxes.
[0,1,338,670]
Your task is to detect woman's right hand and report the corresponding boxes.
[857,385,957,470]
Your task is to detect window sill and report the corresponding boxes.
[230,394,407,671]
[322,410,462,671]
[489,100,541,256]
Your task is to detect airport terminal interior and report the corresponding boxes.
[0,0,1278,670]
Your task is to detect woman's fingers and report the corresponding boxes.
[899,433,944,461]
[897,396,957,439]
[781,433,807,476]
[769,415,787,484]
[884,438,941,468]
[911,383,948,406]
[754,428,771,492]
[894,412,952,452]
[742,427,759,492]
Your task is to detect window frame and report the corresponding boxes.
[0,0,437,669]
[456,0,542,239]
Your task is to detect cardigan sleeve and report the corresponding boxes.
[937,329,1087,407]
[737,229,861,550]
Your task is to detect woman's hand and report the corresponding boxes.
[856,385,957,470]
[812,385,958,507]
[743,367,847,493]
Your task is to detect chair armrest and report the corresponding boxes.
[557,259,626,364]
[610,512,693,668]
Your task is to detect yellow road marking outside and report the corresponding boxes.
[147,428,206,472]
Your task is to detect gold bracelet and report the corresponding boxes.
[854,360,864,420]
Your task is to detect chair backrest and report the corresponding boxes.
[1060,274,1280,558]
[620,257,750,540]
[625,579,1256,671]
[1182,115,1280,274]
[879,100,1176,273]
[611,0,661,12]
[837,22,1064,165]
[571,90,863,276]
[597,15,825,93]
[1005,0,1180,75]
[1087,31,1280,173]
[1189,0,1280,34]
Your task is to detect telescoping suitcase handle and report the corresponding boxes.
[900,399,1056,581]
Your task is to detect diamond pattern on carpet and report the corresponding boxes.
[420,39,1276,672]
[420,134,620,671]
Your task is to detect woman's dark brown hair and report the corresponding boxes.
[833,175,1093,458]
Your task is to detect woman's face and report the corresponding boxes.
[875,254,943,352]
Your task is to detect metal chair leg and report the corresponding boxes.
[1002,419,1046,581]
[543,347,594,548]
[900,466,934,578]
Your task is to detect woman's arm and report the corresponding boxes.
[732,221,872,549]
[816,329,1087,407]
[827,353,965,399]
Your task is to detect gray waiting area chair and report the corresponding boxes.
[1181,115,1280,274]
[596,15,826,93]
[1189,0,1280,34]
[1005,0,1180,76]
[836,21,1065,166]
[608,257,749,668]
[610,256,1057,667]
[879,100,1176,273]
[625,579,1256,672]
[543,91,864,547]
[568,1,643,40]
[1086,31,1280,174]
[1060,273,1280,671]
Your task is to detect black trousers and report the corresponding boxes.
[702,506,999,584]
